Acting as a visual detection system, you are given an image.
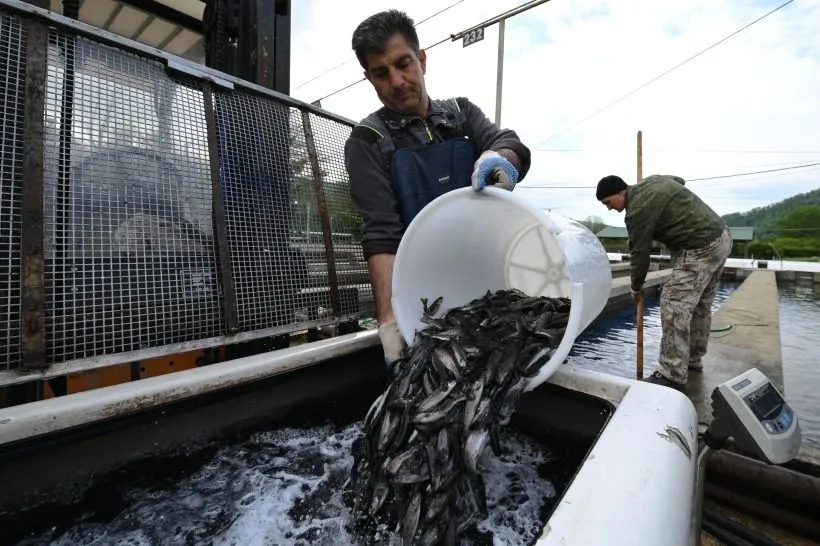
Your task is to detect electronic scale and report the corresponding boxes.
[690,368,802,546]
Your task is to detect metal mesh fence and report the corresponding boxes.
[299,112,372,317]
[0,11,24,371]
[43,29,223,363]
[212,92,305,331]
[0,7,374,371]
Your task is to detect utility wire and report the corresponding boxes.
[688,161,820,182]
[534,149,820,154]
[311,0,549,103]
[310,35,453,102]
[534,0,797,147]
[515,161,820,190]
[292,0,468,92]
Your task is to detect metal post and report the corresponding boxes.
[301,110,342,317]
[690,445,713,546]
[202,83,239,334]
[495,20,505,128]
[273,0,291,96]
[20,18,48,371]
[637,130,643,183]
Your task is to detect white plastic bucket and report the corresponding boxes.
[391,186,612,391]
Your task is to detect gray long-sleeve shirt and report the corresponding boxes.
[344,96,532,259]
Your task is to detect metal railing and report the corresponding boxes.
[0,0,373,382]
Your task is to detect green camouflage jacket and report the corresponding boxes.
[625,174,726,290]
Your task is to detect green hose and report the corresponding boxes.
[711,324,734,333]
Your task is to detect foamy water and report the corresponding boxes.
[16,422,555,546]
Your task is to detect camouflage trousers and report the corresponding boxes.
[657,228,733,384]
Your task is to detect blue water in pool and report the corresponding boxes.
[565,280,820,449]
[777,283,820,451]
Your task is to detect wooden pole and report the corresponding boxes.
[637,130,643,182]
[636,129,644,379]
[636,293,644,380]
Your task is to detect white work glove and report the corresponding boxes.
[471,150,519,192]
[378,319,406,366]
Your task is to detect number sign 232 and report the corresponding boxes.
[462,27,485,47]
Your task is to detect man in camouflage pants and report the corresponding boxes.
[595,174,733,389]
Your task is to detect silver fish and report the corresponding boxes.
[345,288,572,544]
[416,380,457,414]
[402,487,423,544]
[463,429,489,473]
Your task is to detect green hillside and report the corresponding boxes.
[722,187,820,239]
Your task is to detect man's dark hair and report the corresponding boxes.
[352,9,420,70]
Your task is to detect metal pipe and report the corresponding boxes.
[0,315,355,388]
[705,482,820,543]
[706,448,820,511]
[0,329,380,446]
[494,19,504,128]
[701,518,754,546]
[702,508,781,546]
[690,444,713,546]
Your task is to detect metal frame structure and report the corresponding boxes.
[0,0,373,393]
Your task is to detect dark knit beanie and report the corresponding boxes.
[596,175,628,200]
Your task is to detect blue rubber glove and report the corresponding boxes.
[471,150,519,191]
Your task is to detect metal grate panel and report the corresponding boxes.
[0,11,24,371]
[43,29,223,363]
[300,112,373,319]
[213,92,310,331]
[0,5,374,373]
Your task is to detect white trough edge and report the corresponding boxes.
[0,329,381,446]
[538,366,699,546]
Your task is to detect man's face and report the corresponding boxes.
[601,192,625,212]
[363,33,428,116]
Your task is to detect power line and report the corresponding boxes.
[533,148,820,154]
[533,0,797,147]
[311,0,549,104]
[450,0,553,40]
[688,161,820,182]
[311,36,451,103]
[292,0,468,92]
[515,161,820,190]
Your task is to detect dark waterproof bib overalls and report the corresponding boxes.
[371,107,478,228]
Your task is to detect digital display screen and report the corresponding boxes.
[746,384,783,421]
[732,378,751,392]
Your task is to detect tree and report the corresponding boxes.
[579,215,607,235]
[776,205,820,238]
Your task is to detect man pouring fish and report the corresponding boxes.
[343,9,533,366]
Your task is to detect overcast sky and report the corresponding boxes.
[287,0,820,227]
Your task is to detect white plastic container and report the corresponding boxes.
[391,186,612,390]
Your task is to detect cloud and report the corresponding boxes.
[289,0,820,227]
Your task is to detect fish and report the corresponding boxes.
[345,288,571,545]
